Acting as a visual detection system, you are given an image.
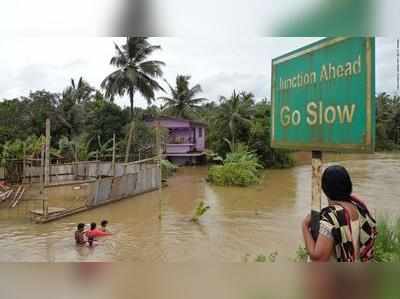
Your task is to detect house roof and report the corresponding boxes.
[149,116,208,127]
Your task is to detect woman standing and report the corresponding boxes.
[302,165,377,262]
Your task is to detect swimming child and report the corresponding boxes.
[75,223,87,246]
[100,220,109,233]
[86,222,111,247]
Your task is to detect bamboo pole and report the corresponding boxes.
[112,133,116,177]
[310,151,322,240]
[40,143,48,217]
[44,118,51,186]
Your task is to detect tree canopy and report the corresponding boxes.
[159,74,207,119]
[101,37,165,119]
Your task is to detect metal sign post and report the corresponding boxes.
[311,151,322,240]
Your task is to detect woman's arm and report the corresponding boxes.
[302,215,334,262]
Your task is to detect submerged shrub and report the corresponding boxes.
[208,162,260,186]
[191,200,210,222]
[208,145,262,187]
[161,159,178,179]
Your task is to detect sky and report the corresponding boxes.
[0,37,398,109]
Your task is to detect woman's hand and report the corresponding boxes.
[301,214,334,262]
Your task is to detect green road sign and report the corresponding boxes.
[271,37,375,152]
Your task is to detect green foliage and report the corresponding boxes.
[85,98,130,143]
[204,149,223,163]
[161,159,178,179]
[375,217,400,262]
[201,94,294,169]
[376,93,400,151]
[159,74,207,119]
[101,37,165,118]
[57,134,111,161]
[293,246,309,262]
[255,252,278,263]
[0,135,62,166]
[208,145,262,187]
[191,200,210,222]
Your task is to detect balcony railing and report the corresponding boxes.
[165,143,195,154]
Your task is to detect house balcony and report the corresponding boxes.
[165,143,196,154]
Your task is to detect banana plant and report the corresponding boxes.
[191,200,210,222]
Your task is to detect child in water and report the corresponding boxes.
[100,220,109,233]
[75,223,87,246]
[86,222,112,247]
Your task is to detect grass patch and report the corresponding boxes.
[375,217,400,262]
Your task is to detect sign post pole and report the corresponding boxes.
[310,151,322,240]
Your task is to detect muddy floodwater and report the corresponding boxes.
[0,153,399,262]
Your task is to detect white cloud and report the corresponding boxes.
[0,37,398,108]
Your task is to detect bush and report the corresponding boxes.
[207,146,262,187]
[161,159,178,179]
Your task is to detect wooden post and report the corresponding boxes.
[40,144,44,194]
[96,150,99,178]
[310,151,322,240]
[112,133,116,177]
[156,121,162,220]
[125,121,135,163]
[44,118,51,185]
[155,122,162,188]
[40,143,48,218]
[22,143,26,184]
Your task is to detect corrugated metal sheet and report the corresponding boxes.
[89,164,159,207]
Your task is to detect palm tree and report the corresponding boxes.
[218,90,254,150]
[101,37,165,119]
[159,75,207,119]
[64,77,95,104]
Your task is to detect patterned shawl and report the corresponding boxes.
[320,197,377,262]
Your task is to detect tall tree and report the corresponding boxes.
[159,74,207,119]
[218,90,254,149]
[101,37,165,119]
[63,77,95,104]
[58,78,96,138]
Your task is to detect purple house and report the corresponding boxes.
[148,116,207,165]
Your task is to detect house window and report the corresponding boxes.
[198,127,203,138]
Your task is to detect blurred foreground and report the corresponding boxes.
[0,264,399,299]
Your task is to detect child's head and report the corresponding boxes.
[77,223,85,232]
[101,220,108,228]
[90,222,97,230]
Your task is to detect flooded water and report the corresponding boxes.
[0,153,399,262]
